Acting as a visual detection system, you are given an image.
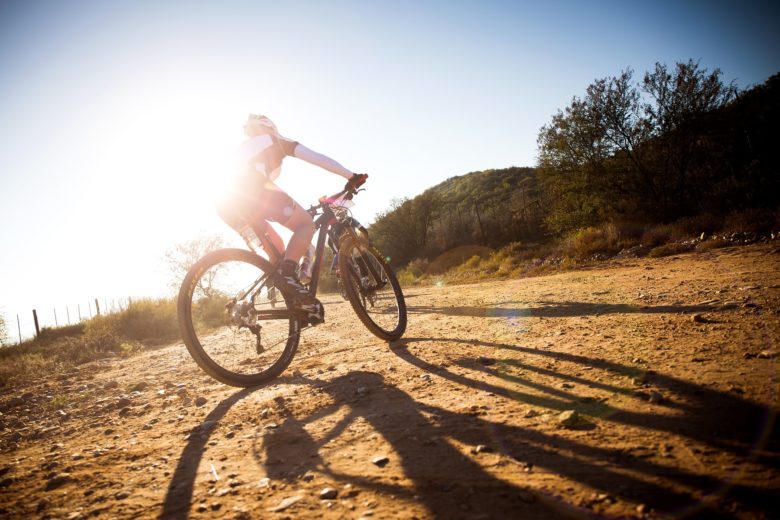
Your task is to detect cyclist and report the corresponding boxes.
[217,114,367,324]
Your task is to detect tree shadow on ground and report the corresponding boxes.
[406,301,724,318]
[387,336,780,517]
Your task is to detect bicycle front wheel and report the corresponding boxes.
[338,236,407,341]
[177,248,300,387]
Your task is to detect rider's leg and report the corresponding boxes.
[260,187,323,322]
[254,222,285,262]
[280,204,316,263]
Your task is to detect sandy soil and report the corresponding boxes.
[1,243,779,519]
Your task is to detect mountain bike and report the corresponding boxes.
[177,185,407,387]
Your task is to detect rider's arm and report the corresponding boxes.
[292,143,355,179]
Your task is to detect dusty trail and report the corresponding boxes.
[1,244,779,519]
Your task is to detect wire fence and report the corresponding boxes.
[2,297,132,346]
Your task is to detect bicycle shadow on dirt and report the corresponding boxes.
[254,370,778,519]
[406,301,723,318]
[386,337,779,516]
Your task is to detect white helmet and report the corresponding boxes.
[246,114,277,134]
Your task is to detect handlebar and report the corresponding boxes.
[307,186,365,216]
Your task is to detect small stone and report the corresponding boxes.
[518,490,536,503]
[301,472,315,482]
[104,381,119,390]
[648,391,664,404]
[225,431,235,439]
[557,410,580,429]
[130,382,148,392]
[116,397,132,408]
[115,491,130,500]
[758,350,778,359]
[7,397,24,408]
[478,356,496,366]
[692,314,709,323]
[371,456,389,467]
[472,444,493,454]
[523,409,539,419]
[118,407,131,416]
[45,473,71,490]
[258,477,271,488]
[320,487,338,499]
[195,397,208,407]
[267,495,302,512]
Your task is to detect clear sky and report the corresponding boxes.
[1,0,778,339]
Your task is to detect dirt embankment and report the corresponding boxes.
[1,244,779,519]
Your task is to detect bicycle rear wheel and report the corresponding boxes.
[338,236,407,341]
[177,248,300,387]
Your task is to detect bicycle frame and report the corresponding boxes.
[252,188,384,304]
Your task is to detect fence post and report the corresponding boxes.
[78,303,82,321]
[95,299,100,316]
[66,307,71,324]
[54,308,58,327]
[17,314,21,344]
[32,309,40,338]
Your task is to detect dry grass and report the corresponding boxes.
[396,207,778,288]
[0,298,179,388]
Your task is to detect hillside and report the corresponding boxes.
[370,167,543,267]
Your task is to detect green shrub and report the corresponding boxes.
[723,208,779,235]
[671,213,724,236]
[695,238,731,252]
[115,298,179,342]
[648,242,695,257]
[405,258,430,277]
[640,225,675,247]
[194,295,230,329]
[562,224,623,259]
[38,323,86,341]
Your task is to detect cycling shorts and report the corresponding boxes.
[216,181,297,232]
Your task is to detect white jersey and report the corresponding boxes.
[236,134,354,183]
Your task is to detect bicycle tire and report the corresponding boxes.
[177,248,301,387]
[338,235,407,341]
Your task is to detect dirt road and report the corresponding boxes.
[1,244,779,519]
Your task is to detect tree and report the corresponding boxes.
[164,234,226,296]
[641,60,738,218]
[537,60,740,232]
